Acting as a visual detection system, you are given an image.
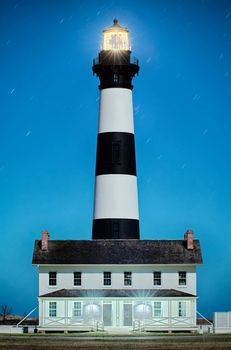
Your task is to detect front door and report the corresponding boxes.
[103,304,112,326]
[123,304,132,326]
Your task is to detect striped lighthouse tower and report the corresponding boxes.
[92,19,140,240]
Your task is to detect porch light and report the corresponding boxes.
[102,19,130,51]
[84,303,101,316]
[135,303,152,316]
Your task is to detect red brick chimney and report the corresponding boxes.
[184,229,194,250]
[41,230,50,251]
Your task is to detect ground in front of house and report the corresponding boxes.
[0,335,231,350]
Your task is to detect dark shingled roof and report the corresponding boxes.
[40,288,196,298]
[32,239,202,265]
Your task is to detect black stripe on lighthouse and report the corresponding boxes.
[93,219,139,239]
[96,132,136,176]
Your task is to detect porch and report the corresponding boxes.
[38,289,197,332]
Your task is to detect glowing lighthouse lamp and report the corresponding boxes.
[92,20,140,240]
[102,18,130,51]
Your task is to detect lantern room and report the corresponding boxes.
[102,19,130,51]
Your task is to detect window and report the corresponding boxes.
[153,272,161,286]
[112,142,120,164]
[104,272,111,286]
[73,302,82,317]
[113,73,119,83]
[178,301,186,317]
[153,301,162,317]
[178,271,187,286]
[74,272,81,286]
[112,222,120,238]
[49,302,56,317]
[124,272,132,286]
[49,272,57,286]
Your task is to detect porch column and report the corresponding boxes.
[168,300,172,328]
[65,300,68,326]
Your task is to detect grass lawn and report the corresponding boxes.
[0,335,231,350]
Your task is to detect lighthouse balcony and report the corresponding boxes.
[93,55,139,67]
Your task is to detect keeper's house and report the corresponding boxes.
[32,230,202,332]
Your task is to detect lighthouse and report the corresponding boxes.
[33,19,203,333]
[92,19,140,239]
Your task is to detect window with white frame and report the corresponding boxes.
[153,271,161,286]
[178,301,186,317]
[73,302,82,317]
[49,302,57,317]
[124,272,132,286]
[104,272,111,286]
[178,271,187,285]
[74,272,81,286]
[49,272,57,286]
[153,301,162,317]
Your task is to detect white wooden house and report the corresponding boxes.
[32,230,202,332]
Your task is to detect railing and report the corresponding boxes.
[42,316,194,331]
[133,319,141,331]
[96,320,104,331]
[93,57,99,65]
[133,317,195,331]
[93,56,139,66]
[42,317,103,331]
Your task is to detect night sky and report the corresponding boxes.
[1,0,231,318]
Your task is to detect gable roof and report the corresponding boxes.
[40,288,196,298]
[32,239,202,265]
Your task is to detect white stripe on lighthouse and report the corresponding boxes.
[94,174,139,220]
[98,88,134,134]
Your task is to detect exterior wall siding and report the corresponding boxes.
[38,265,196,296]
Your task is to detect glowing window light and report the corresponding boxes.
[102,19,130,51]
[134,303,152,318]
[84,303,101,317]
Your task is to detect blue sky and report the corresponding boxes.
[0,0,231,318]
